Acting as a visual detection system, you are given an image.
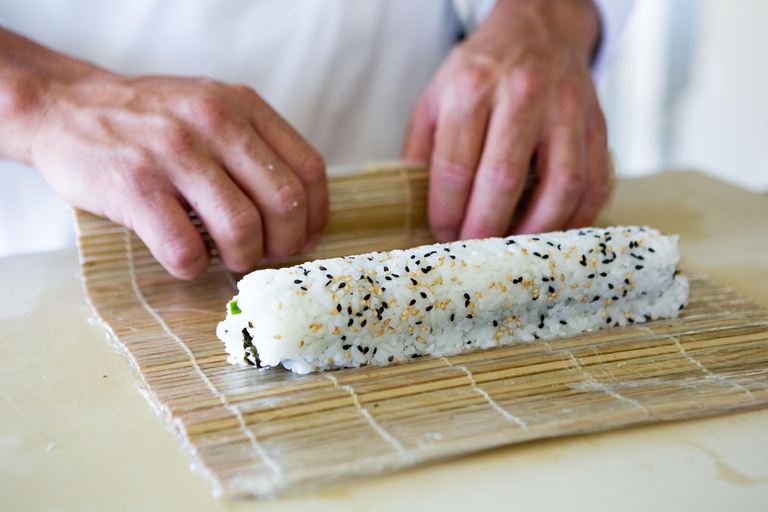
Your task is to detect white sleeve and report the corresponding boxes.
[591,0,635,76]
[452,0,497,35]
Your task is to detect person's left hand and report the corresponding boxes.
[402,0,611,241]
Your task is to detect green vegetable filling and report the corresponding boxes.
[229,300,242,315]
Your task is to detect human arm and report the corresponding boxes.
[403,0,610,240]
[0,27,328,279]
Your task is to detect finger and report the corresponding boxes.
[511,87,587,235]
[401,91,436,164]
[236,86,328,238]
[217,129,308,259]
[428,74,493,241]
[566,106,611,229]
[127,191,210,280]
[459,75,545,240]
[170,157,265,273]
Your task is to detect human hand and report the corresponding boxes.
[402,0,610,241]
[24,68,327,279]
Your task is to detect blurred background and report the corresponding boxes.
[599,0,768,192]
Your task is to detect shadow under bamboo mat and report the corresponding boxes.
[75,170,768,499]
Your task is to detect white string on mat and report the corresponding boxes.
[441,357,529,432]
[670,335,756,400]
[123,228,283,482]
[325,374,415,464]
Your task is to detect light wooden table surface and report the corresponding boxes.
[2,171,768,511]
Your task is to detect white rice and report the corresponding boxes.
[217,226,689,374]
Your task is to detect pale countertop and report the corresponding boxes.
[2,170,768,511]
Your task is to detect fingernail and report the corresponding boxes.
[303,233,322,253]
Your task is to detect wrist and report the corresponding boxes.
[481,0,602,64]
[0,29,102,165]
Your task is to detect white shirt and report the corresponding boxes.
[0,0,631,258]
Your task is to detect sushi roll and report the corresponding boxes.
[217,226,689,374]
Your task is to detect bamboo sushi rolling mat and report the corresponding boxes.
[75,166,768,499]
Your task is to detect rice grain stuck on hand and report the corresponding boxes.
[216,226,689,374]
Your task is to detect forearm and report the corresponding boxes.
[0,28,101,164]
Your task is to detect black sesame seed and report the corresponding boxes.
[364,294,371,301]
[388,356,395,362]
[560,320,567,325]
[357,346,364,353]
[464,293,470,300]
[356,312,363,317]
[606,317,612,324]
[338,282,346,289]
[325,280,332,286]
[411,278,418,285]
[300,286,307,291]
[348,319,354,327]
[608,283,614,289]
[465,300,470,308]
[361,319,367,327]
[363,347,369,354]
[636,265,644,270]
[549,286,555,293]
[319,266,327,271]
[343,344,351,350]
[450,314,455,322]
[336,304,342,312]
[294,279,302,284]
[385,276,392,281]
[426,306,434,312]
[411,354,420,358]
[533,251,541,257]
[420,292,427,299]
[347,306,352,314]
[409,299,417,306]
[373,348,377,356]
[542,254,550,259]
[600,272,607,277]
[588,274,595,279]
[467,314,473,319]
[592,296,600,302]
[384,266,389,272]
[648,248,655,253]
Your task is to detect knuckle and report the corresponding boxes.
[298,150,326,182]
[224,208,262,248]
[193,94,230,129]
[452,64,495,101]
[507,67,544,103]
[587,106,608,135]
[433,159,475,190]
[270,181,307,217]
[157,123,193,154]
[555,165,587,197]
[482,161,526,194]
[162,238,206,279]
[557,81,583,118]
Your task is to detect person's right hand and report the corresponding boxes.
[3,32,328,279]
